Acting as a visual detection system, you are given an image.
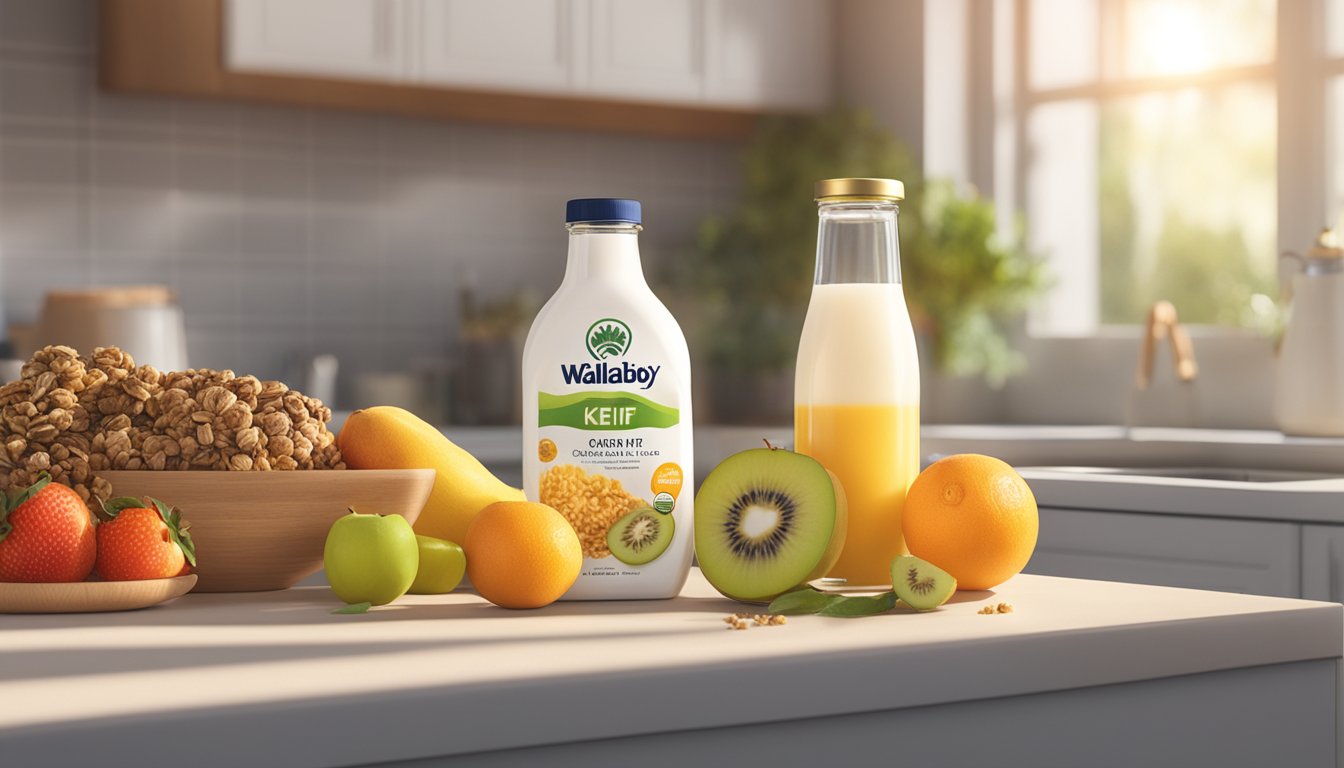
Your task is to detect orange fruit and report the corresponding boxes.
[902,454,1038,590]
[464,501,582,609]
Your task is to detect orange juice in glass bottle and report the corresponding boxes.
[794,178,919,587]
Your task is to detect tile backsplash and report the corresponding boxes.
[0,0,742,410]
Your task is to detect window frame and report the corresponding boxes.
[990,0,1329,336]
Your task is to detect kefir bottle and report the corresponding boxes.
[794,178,920,587]
[522,199,694,599]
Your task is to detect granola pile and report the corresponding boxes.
[0,345,345,502]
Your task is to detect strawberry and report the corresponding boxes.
[95,496,196,581]
[0,472,97,583]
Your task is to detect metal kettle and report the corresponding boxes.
[1274,228,1344,436]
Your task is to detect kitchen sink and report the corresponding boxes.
[921,424,1344,477]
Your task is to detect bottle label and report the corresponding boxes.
[538,391,678,429]
[528,315,686,576]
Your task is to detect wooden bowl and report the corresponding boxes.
[98,470,434,592]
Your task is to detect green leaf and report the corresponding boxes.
[767,588,835,615]
[166,507,197,568]
[0,471,52,542]
[332,602,372,615]
[816,591,897,618]
[7,471,52,512]
[100,496,146,518]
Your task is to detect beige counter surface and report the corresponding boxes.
[0,569,1339,767]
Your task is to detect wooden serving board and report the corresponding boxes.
[0,574,197,613]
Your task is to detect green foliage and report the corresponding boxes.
[1148,212,1275,326]
[1100,107,1141,323]
[1099,104,1276,328]
[903,181,1047,383]
[669,109,1047,383]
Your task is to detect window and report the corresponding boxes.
[1007,0,1309,335]
[1327,3,1344,218]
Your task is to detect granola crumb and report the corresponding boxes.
[724,612,788,629]
[979,602,1015,615]
[996,602,1014,614]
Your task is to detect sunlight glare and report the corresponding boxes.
[1128,3,1211,76]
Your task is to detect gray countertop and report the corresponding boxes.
[1,569,1338,767]
[328,416,1344,522]
[326,418,1344,476]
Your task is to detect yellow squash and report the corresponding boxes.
[337,406,525,542]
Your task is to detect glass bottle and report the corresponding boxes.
[794,178,920,586]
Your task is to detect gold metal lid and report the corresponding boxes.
[815,177,905,202]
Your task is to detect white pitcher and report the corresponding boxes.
[1275,229,1344,436]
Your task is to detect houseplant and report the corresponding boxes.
[669,109,1046,423]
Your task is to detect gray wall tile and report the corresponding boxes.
[0,183,86,252]
[0,0,93,52]
[89,188,174,258]
[0,138,84,184]
[0,0,741,418]
[2,251,89,320]
[93,142,175,190]
[0,61,89,123]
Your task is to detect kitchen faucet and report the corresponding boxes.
[1134,300,1198,390]
[1127,300,1198,428]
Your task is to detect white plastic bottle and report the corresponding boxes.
[522,198,694,600]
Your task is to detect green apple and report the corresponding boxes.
[323,508,418,606]
[408,535,467,595]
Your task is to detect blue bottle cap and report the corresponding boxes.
[565,198,642,225]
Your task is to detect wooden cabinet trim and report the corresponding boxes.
[99,0,760,140]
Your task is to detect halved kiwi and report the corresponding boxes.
[891,555,957,611]
[693,447,847,603]
[607,507,674,565]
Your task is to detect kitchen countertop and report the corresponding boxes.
[1015,466,1344,523]
[922,424,1344,473]
[330,420,1344,471]
[1,570,1339,767]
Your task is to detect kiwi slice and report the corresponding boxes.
[891,555,957,611]
[607,507,674,565]
[694,448,847,603]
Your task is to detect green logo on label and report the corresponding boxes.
[587,318,632,360]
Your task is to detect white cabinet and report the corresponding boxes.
[415,0,579,93]
[586,0,704,103]
[1027,507,1301,598]
[1302,525,1344,602]
[226,0,412,82]
[223,0,833,111]
[704,0,831,110]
